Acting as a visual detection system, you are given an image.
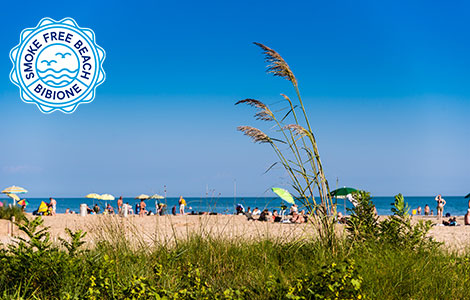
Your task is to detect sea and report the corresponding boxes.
[1,196,468,216]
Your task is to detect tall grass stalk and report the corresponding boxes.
[236,43,336,249]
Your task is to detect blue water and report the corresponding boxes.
[0,196,467,216]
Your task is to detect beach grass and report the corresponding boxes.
[1,214,470,299]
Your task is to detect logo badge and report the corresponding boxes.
[10,18,106,113]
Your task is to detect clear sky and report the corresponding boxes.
[0,0,469,197]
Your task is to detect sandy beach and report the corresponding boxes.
[1,214,469,251]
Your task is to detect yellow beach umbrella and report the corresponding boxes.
[136,194,150,200]
[100,194,115,201]
[2,186,27,205]
[2,186,28,194]
[6,193,20,202]
[86,193,101,199]
[100,194,115,209]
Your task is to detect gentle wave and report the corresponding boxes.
[39,74,75,80]
[44,79,73,86]
[37,68,79,74]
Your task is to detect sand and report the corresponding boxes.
[1,214,469,251]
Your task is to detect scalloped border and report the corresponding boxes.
[10,17,106,114]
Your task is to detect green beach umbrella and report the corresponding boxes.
[330,187,357,197]
[271,187,295,205]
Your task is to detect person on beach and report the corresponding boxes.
[337,211,346,224]
[258,209,269,221]
[272,209,280,222]
[465,209,470,225]
[435,194,446,219]
[252,207,261,216]
[417,206,422,215]
[179,196,186,214]
[245,207,254,221]
[117,196,123,214]
[106,204,114,214]
[139,200,147,217]
[424,204,430,216]
[290,204,298,215]
[172,205,176,215]
[49,197,57,216]
[93,204,100,214]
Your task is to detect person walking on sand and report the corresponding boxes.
[179,196,186,214]
[49,197,57,216]
[435,194,446,220]
[117,196,123,214]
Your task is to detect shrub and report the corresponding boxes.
[346,191,437,250]
[285,259,365,300]
[346,191,379,243]
[0,202,24,221]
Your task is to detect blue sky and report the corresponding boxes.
[0,0,469,197]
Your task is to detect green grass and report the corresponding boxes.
[0,202,24,221]
[0,216,469,299]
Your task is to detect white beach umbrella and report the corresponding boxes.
[149,194,164,200]
[136,194,150,200]
[2,185,28,205]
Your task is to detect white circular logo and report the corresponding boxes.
[10,18,106,113]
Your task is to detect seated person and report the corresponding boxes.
[443,217,457,226]
[337,211,346,224]
[465,209,470,226]
[106,204,114,214]
[93,204,100,214]
[245,209,254,221]
[291,211,305,224]
[273,210,282,222]
[258,209,269,222]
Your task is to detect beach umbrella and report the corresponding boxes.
[6,193,20,202]
[100,194,115,209]
[17,199,29,206]
[465,193,470,199]
[330,187,358,215]
[86,193,102,207]
[330,187,357,197]
[271,187,295,205]
[100,194,115,201]
[2,185,27,205]
[86,193,101,199]
[2,186,28,194]
[149,194,164,200]
[136,194,150,200]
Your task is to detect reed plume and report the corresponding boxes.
[236,42,336,251]
[237,126,271,143]
[235,99,273,121]
[253,42,297,86]
[283,124,311,138]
